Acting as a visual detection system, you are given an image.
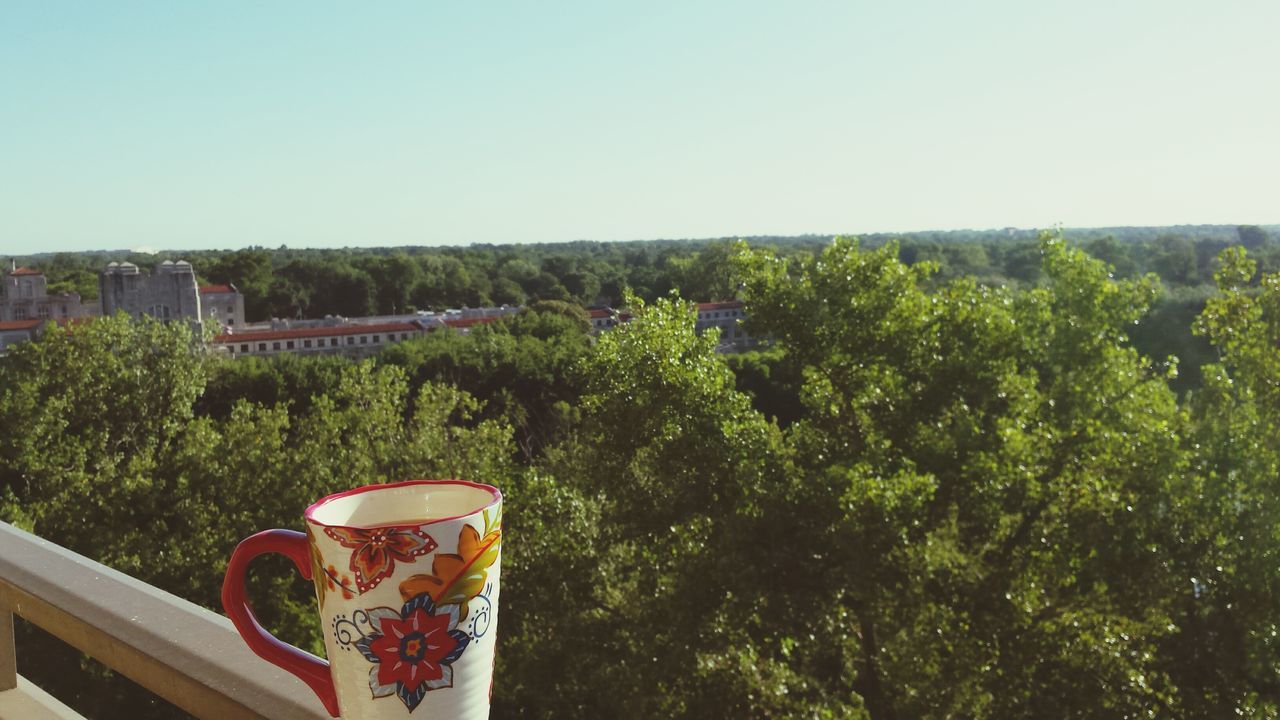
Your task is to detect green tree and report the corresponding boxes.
[206,248,274,320]
[1180,247,1280,714]
[735,235,1192,717]
[358,253,422,314]
[501,295,803,718]
[1084,235,1139,278]
[1150,234,1199,285]
[379,306,591,459]
[524,271,570,302]
[1236,224,1270,250]
[664,240,743,300]
[491,277,527,306]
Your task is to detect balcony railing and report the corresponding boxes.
[0,521,325,719]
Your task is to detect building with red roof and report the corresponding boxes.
[586,307,620,333]
[693,299,754,350]
[210,313,507,359]
[199,284,245,328]
[212,321,427,358]
[0,319,45,354]
[1,261,95,328]
[440,316,502,330]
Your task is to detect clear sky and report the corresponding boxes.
[2,1,1277,253]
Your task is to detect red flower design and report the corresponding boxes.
[371,607,456,688]
[353,593,470,711]
[325,526,437,593]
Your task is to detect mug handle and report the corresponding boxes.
[221,529,340,717]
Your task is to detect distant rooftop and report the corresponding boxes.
[0,320,42,331]
[441,316,502,329]
[215,321,425,343]
[696,300,745,311]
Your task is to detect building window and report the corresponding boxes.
[38,305,50,318]
[13,306,26,320]
[286,341,295,350]
[21,281,33,298]
[60,305,68,316]
[272,342,281,351]
[258,343,266,351]
[330,338,338,347]
[347,337,355,345]
[241,344,249,353]
[372,334,380,343]
[303,339,312,348]
[360,336,368,344]
[227,306,234,314]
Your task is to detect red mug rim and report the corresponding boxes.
[303,478,502,531]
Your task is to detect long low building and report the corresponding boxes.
[213,321,426,358]
[211,315,503,358]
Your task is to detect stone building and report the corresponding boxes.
[198,284,245,328]
[694,300,753,350]
[100,261,202,329]
[0,263,94,323]
[0,319,44,354]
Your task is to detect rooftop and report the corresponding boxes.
[695,300,745,311]
[214,321,424,344]
[0,320,42,332]
[199,285,236,295]
[7,268,42,277]
[441,316,502,329]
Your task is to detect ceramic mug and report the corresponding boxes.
[222,479,502,719]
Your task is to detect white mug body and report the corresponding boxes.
[304,480,502,720]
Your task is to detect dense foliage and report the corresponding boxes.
[4,234,1280,718]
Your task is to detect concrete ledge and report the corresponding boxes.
[0,522,325,719]
[0,676,85,720]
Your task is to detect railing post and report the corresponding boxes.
[0,603,15,692]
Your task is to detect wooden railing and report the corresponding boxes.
[0,522,325,719]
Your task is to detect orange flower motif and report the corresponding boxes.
[398,522,500,619]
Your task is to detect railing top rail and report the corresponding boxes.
[0,521,324,719]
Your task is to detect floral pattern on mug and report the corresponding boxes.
[309,526,357,609]
[398,509,501,620]
[325,525,438,593]
[337,592,470,712]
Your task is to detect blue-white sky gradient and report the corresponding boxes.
[3,1,1277,253]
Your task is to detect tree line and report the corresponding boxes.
[21,225,1276,318]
